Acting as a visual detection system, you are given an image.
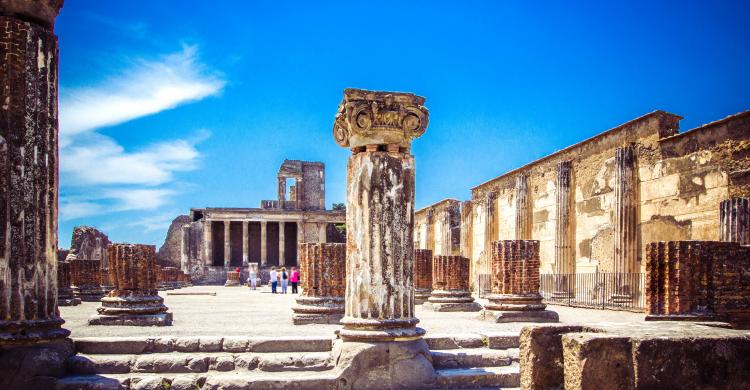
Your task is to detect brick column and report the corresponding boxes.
[89,244,172,326]
[260,221,267,266]
[515,174,531,240]
[613,144,638,299]
[425,255,481,311]
[57,261,80,306]
[482,240,558,322]
[100,267,114,295]
[720,197,750,245]
[414,249,433,304]
[223,220,231,267]
[279,222,286,266]
[292,243,345,324]
[70,259,104,302]
[553,160,574,299]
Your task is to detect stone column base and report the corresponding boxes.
[89,295,172,326]
[73,286,104,302]
[423,290,482,312]
[224,280,240,287]
[292,297,344,325]
[645,313,720,322]
[414,288,432,304]
[58,289,81,306]
[339,317,426,342]
[334,339,436,389]
[480,309,559,323]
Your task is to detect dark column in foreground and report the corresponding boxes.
[0,2,72,388]
[292,242,345,324]
[89,244,172,326]
[481,240,558,323]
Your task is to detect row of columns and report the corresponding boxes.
[204,220,314,267]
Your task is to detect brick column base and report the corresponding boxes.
[224,271,241,287]
[424,256,482,312]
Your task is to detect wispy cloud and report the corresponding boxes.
[60,45,224,140]
[58,44,224,235]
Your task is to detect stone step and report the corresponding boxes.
[57,371,341,390]
[425,332,520,350]
[431,348,519,369]
[74,336,333,354]
[435,363,520,389]
[67,351,334,374]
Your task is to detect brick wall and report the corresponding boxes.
[107,244,159,293]
[70,259,102,288]
[299,243,345,298]
[414,249,433,290]
[432,255,470,291]
[491,240,541,295]
[646,240,750,328]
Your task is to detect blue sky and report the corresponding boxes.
[55,1,750,247]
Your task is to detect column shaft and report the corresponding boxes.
[614,145,637,275]
[720,197,750,245]
[242,221,249,266]
[223,220,231,267]
[279,222,286,266]
[260,221,267,266]
[204,220,212,266]
[515,174,531,240]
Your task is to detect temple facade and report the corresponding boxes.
[180,159,345,283]
[415,110,750,291]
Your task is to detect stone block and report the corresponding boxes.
[519,324,584,390]
[562,333,634,390]
[481,309,559,323]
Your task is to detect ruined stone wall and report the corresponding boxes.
[68,226,110,267]
[461,110,749,285]
[301,161,325,211]
[157,215,191,267]
[414,199,461,256]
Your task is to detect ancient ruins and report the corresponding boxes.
[1,1,750,388]
[176,159,345,284]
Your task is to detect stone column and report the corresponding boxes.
[180,225,190,273]
[332,88,434,389]
[292,243,345,324]
[297,220,304,245]
[613,144,638,299]
[279,222,286,266]
[515,173,531,240]
[553,160,574,298]
[425,255,481,311]
[720,197,750,245]
[260,221,267,266]
[57,261,80,307]
[278,176,286,206]
[223,220,231,268]
[70,260,104,302]
[89,244,172,326]
[204,220,212,266]
[0,0,67,342]
[482,192,497,292]
[482,240,558,323]
[242,221,249,266]
[426,209,435,252]
[414,249,433,304]
[318,223,327,243]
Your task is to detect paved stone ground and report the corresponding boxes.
[60,285,644,338]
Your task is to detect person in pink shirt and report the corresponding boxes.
[290,266,300,294]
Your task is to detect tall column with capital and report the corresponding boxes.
[0,1,72,387]
[332,89,434,388]
[260,221,267,266]
[279,222,286,266]
[613,144,638,300]
[223,220,231,267]
[553,160,574,299]
[242,221,249,266]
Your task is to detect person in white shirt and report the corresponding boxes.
[269,267,278,294]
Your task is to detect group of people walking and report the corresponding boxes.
[245,266,299,294]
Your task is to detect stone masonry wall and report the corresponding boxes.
[414,249,433,291]
[432,255,470,292]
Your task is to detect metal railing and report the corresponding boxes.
[476,274,492,298]
[540,272,646,311]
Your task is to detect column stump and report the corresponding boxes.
[89,244,172,326]
[70,259,105,302]
[57,261,80,306]
[414,249,433,304]
[100,268,114,296]
[224,271,241,287]
[292,243,345,325]
[480,240,558,323]
[424,255,482,312]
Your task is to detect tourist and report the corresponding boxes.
[280,267,289,294]
[248,267,257,290]
[269,267,278,293]
[290,266,299,294]
[235,266,242,285]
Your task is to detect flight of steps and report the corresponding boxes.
[425,332,521,389]
[56,332,520,389]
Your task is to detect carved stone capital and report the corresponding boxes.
[333,88,429,148]
[0,0,64,28]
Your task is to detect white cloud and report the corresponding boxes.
[107,188,175,211]
[123,212,182,233]
[61,133,201,186]
[59,45,224,140]
[59,199,104,221]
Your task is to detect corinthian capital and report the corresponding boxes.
[333,88,429,149]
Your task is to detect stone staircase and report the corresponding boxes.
[56,333,520,389]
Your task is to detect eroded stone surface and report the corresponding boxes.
[426,255,479,312]
[292,243,345,325]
